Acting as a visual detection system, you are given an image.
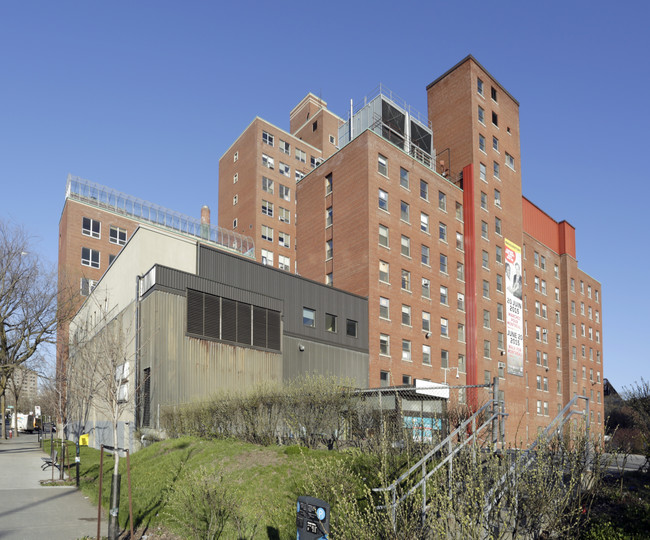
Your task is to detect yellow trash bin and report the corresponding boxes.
[79,434,89,446]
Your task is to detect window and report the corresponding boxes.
[400,167,409,188]
[325,239,333,260]
[262,154,274,169]
[496,274,503,293]
[588,285,592,298]
[498,362,505,378]
[80,277,97,296]
[378,189,388,211]
[506,153,515,169]
[232,219,237,228]
[380,335,390,356]
[379,260,389,283]
[497,303,504,321]
[423,345,431,365]
[486,371,492,385]
[420,212,429,233]
[481,221,488,240]
[329,135,336,145]
[456,232,464,251]
[278,255,290,271]
[421,310,430,331]
[278,231,290,248]
[571,301,576,315]
[492,111,498,126]
[261,225,273,242]
[440,254,448,274]
[261,249,273,266]
[457,293,465,311]
[401,269,411,291]
[233,173,238,184]
[280,140,290,154]
[400,235,410,257]
[440,286,448,305]
[441,349,449,369]
[402,374,412,385]
[439,222,447,242]
[279,207,290,224]
[571,278,575,292]
[477,77,484,95]
[493,161,500,179]
[438,191,447,211]
[483,309,491,329]
[441,318,449,337]
[310,156,321,168]
[496,245,503,264]
[495,217,502,236]
[483,340,491,358]
[491,86,497,102]
[295,170,305,181]
[233,194,238,205]
[456,202,463,221]
[378,154,388,175]
[481,191,488,210]
[400,201,410,222]
[493,136,499,152]
[494,189,501,208]
[325,313,337,333]
[458,354,466,373]
[421,277,431,298]
[379,297,390,319]
[262,176,274,194]
[458,324,466,342]
[82,217,100,238]
[380,369,390,386]
[325,173,333,195]
[457,262,464,281]
[480,162,486,182]
[421,244,430,265]
[483,280,490,298]
[295,148,306,162]
[346,319,358,337]
[326,207,333,227]
[278,185,291,201]
[379,224,389,247]
[420,179,428,200]
[81,247,100,268]
[109,226,127,246]
[478,105,485,124]
[233,151,238,162]
[261,130,274,146]
[402,339,412,361]
[279,162,290,177]
[302,308,316,327]
[482,250,489,270]
[479,134,486,152]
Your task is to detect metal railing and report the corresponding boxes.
[352,84,431,128]
[373,380,504,527]
[65,175,255,258]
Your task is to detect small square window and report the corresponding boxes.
[82,217,101,239]
[346,319,358,337]
[81,247,100,269]
[109,226,127,246]
[325,313,337,333]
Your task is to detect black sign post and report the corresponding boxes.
[297,495,329,539]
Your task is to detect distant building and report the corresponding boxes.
[9,366,38,405]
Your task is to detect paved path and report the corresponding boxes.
[0,433,106,540]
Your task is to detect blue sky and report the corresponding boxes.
[1,1,648,391]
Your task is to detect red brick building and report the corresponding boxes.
[218,56,604,443]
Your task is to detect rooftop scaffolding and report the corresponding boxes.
[65,175,255,258]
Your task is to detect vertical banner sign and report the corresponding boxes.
[505,239,524,376]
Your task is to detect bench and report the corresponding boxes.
[41,450,60,471]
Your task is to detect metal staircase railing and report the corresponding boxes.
[373,390,506,526]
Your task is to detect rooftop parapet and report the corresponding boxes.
[65,175,255,258]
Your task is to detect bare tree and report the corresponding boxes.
[0,220,59,439]
[68,289,138,539]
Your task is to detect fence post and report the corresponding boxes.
[492,377,499,452]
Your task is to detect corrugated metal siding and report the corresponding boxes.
[197,245,369,351]
[140,291,283,412]
[283,336,369,387]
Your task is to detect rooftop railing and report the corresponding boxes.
[65,175,255,258]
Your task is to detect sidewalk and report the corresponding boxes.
[0,432,107,540]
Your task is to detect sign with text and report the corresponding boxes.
[505,238,524,376]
